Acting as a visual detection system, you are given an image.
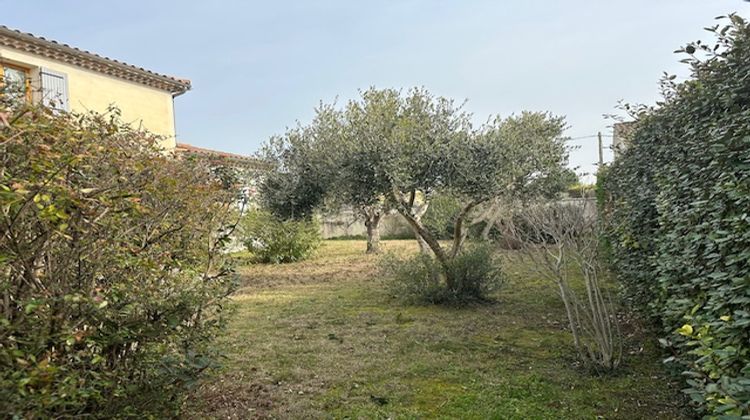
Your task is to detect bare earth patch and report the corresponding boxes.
[184,240,691,419]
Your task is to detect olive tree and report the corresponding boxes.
[468,113,573,240]
[326,98,397,253]
[334,88,468,261]
[258,120,332,220]
[353,89,569,288]
[263,88,569,265]
[258,102,393,253]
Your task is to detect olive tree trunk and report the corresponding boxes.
[364,213,382,254]
[395,195,484,289]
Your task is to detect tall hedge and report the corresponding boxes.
[1,105,237,417]
[603,15,750,416]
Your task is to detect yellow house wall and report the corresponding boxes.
[0,46,177,149]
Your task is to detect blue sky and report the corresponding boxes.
[4,1,750,180]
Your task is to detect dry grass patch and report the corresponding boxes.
[184,240,690,419]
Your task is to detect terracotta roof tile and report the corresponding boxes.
[175,143,270,170]
[0,25,191,94]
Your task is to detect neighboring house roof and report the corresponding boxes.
[0,25,191,95]
[612,121,636,155]
[175,143,270,170]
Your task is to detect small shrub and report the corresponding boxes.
[380,253,444,304]
[241,210,321,263]
[444,244,506,302]
[381,243,505,305]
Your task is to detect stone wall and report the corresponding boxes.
[319,210,412,239]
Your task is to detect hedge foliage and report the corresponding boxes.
[1,105,237,417]
[602,15,750,416]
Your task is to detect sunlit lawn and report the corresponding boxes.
[184,240,689,419]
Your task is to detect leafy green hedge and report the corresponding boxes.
[602,16,750,416]
[1,105,237,417]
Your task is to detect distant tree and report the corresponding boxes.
[559,167,580,189]
[321,100,395,253]
[258,102,393,253]
[257,114,333,220]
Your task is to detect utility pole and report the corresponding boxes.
[597,131,604,166]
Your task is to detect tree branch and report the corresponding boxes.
[450,199,484,258]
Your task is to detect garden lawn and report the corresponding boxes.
[184,240,690,419]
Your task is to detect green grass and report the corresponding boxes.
[184,240,690,419]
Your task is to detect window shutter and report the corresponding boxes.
[40,68,69,111]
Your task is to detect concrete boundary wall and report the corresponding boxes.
[319,210,412,239]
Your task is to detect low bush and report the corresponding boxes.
[380,253,444,304]
[444,243,507,302]
[0,105,237,417]
[240,210,321,263]
[381,243,505,305]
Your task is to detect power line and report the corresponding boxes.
[568,134,613,141]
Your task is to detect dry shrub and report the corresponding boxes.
[505,201,622,372]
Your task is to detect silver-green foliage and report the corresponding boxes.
[335,89,570,289]
[381,243,505,305]
[262,87,570,292]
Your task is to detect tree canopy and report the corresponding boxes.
[258,87,570,262]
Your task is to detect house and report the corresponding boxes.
[612,121,635,157]
[0,26,275,214]
[0,25,190,150]
[175,143,269,171]
[175,142,270,208]
[175,142,270,205]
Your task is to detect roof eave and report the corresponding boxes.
[0,26,191,94]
